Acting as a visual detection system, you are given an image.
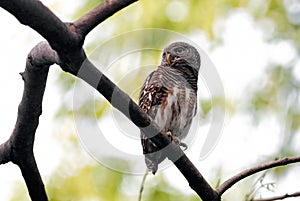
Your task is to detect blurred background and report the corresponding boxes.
[0,0,300,200]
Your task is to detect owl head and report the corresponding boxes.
[161,42,201,74]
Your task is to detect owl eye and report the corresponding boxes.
[173,46,186,55]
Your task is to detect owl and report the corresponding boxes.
[138,42,201,174]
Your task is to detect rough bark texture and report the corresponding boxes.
[0,41,58,201]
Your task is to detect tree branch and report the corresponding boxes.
[0,42,58,201]
[252,191,300,201]
[73,0,138,37]
[216,156,300,196]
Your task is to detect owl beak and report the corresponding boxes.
[166,53,171,65]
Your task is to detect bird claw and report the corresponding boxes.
[179,142,188,151]
[162,131,188,150]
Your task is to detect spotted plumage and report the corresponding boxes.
[138,42,201,174]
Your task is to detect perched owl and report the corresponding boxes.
[138,42,201,174]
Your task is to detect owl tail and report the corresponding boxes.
[145,154,159,174]
[142,136,166,174]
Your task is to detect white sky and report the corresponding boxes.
[0,1,300,200]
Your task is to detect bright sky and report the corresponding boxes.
[0,1,300,200]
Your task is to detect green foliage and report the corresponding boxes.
[143,175,199,201]
[250,66,294,115]
[73,0,105,20]
[10,182,29,201]
[74,0,250,38]
[10,158,198,201]
[266,0,300,47]
[47,165,124,201]
[57,71,76,92]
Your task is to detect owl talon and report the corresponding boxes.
[162,131,187,150]
[170,137,188,151]
[179,142,188,151]
[171,136,180,145]
[163,131,172,137]
[162,131,179,143]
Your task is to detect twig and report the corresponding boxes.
[138,170,148,201]
[216,156,300,196]
[252,191,300,201]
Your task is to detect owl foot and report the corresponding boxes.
[162,131,177,142]
[162,131,188,151]
[179,142,188,151]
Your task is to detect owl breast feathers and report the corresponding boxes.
[138,42,201,174]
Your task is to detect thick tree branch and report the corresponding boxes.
[0,42,58,201]
[73,0,138,37]
[216,156,300,196]
[253,191,300,201]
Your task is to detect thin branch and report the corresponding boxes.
[74,0,138,37]
[138,170,148,201]
[216,156,300,196]
[252,191,300,201]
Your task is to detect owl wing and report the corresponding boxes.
[138,71,155,114]
[138,70,168,174]
[138,71,167,116]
